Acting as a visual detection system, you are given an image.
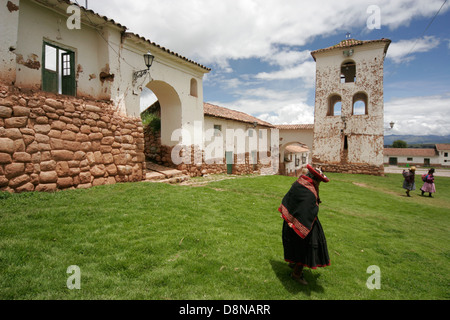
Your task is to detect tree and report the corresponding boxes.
[393,140,407,148]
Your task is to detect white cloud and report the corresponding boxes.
[87,0,450,135]
[387,36,441,63]
[385,94,450,135]
[209,87,314,125]
[88,0,449,67]
[258,103,315,125]
[255,61,316,85]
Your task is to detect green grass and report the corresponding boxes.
[0,172,449,300]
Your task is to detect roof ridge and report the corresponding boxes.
[204,102,274,127]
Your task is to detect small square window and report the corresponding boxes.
[214,125,222,137]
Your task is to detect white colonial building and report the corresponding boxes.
[384,144,450,168]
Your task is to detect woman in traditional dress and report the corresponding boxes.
[421,168,436,197]
[402,166,416,197]
[278,164,330,285]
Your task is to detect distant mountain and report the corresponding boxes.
[384,135,450,146]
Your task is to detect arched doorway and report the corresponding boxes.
[144,80,182,147]
[140,80,183,168]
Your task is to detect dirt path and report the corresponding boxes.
[384,166,450,177]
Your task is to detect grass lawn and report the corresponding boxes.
[0,172,449,300]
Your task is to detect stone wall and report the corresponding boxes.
[0,84,145,193]
[313,162,384,176]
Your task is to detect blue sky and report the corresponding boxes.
[88,0,450,136]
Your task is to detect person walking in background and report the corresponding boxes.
[278,164,330,285]
[402,166,416,197]
[421,168,436,197]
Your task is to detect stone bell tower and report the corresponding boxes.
[310,38,391,175]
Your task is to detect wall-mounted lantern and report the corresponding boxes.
[133,51,154,82]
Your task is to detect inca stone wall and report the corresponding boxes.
[0,84,145,193]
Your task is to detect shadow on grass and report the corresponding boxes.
[270,260,325,297]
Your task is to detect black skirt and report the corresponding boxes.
[282,218,330,269]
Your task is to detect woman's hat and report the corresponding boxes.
[307,164,330,183]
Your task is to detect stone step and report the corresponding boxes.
[145,171,166,181]
[144,162,189,184]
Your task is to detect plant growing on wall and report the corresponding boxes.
[141,111,161,133]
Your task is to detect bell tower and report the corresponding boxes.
[310,38,391,175]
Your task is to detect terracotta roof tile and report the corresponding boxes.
[383,148,436,157]
[311,38,391,60]
[436,144,450,151]
[275,124,314,130]
[204,103,274,127]
[285,145,309,153]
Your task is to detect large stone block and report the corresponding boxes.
[0,138,15,153]
[5,163,25,179]
[15,182,35,193]
[56,162,70,177]
[12,106,30,117]
[9,174,31,188]
[45,98,63,109]
[34,124,51,134]
[5,117,27,128]
[39,171,58,183]
[35,183,58,192]
[51,120,66,131]
[0,153,12,164]
[57,177,73,189]
[0,106,12,118]
[13,152,32,162]
[79,171,91,184]
[4,128,22,140]
[90,165,105,177]
[51,150,74,161]
[40,160,57,171]
[0,176,9,187]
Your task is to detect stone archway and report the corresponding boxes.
[145,80,182,147]
[141,80,184,168]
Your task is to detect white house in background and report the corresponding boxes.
[202,102,276,174]
[276,124,313,161]
[436,144,450,166]
[283,143,310,177]
[275,124,313,175]
[383,144,450,168]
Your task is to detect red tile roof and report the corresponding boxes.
[383,148,436,157]
[436,144,450,151]
[311,38,391,60]
[285,144,309,153]
[204,103,274,128]
[276,124,314,130]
